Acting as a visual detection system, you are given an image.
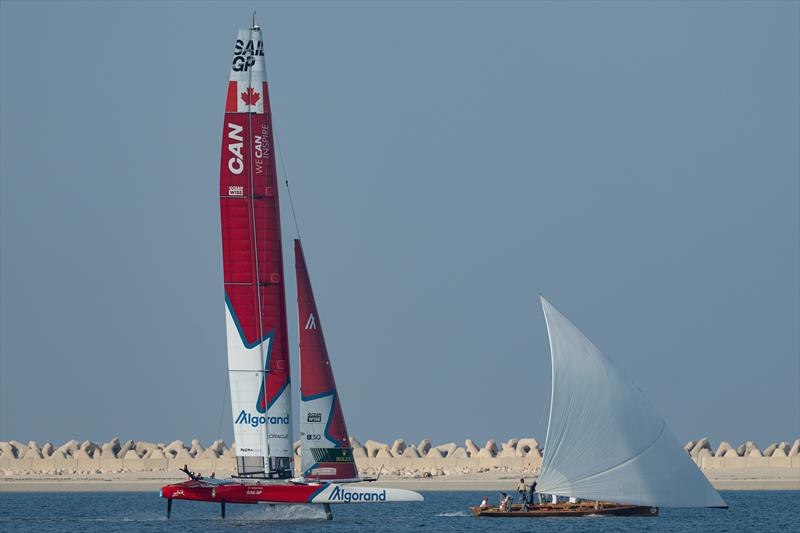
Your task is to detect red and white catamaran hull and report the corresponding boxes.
[160,480,423,505]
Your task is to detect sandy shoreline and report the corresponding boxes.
[2,470,797,493]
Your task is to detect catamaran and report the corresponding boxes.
[160,19,422,519]
[471,297,727,517]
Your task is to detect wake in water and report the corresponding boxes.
[236,504,329,521]
[435,511,469,517]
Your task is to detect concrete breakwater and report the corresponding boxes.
[1,437,798,477]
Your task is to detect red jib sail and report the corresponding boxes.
[295,239,359,481]
[220,25,293,478]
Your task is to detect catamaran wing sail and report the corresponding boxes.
[537,297,726,508]
[220,25,293,478]
[295,240,360,482]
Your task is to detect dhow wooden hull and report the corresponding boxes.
[470,502,659,518]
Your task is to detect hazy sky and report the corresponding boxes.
[1,1,798,450]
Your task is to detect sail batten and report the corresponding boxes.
[537,297,726,508]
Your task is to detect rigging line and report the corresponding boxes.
[216,372,230,442]
[259,29,301,241]
[246,26,270,467]
[274,130,302,239]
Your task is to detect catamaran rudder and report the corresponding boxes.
[295,239,360,482]
[220,23,292,478]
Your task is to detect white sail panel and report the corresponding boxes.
[225,304,268,460]
[538,297,726,508]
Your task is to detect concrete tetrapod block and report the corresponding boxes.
[148,448,167,459]
[135,441,159,457]
[116,440,135,459]
[208,440,226,454]
[714,441,733,457]
[10,441,26,457]
[515,438,539,457]
[364,440,388,458]
[189,439,205,457]
[417,439,431,456]
[498,440,518,458]
[788,439,799,457]
[101,438,121,459]
[56,440,80,458]
[122,449,146,471]
[123,449,142,460]
[349,437,367,458]
[476,440,498,458]
[375,446,393,459]
[401,446,421,458]
[200,447,220,459]
[449,447,469,459]
[737,441,759,457]
[769,448,791,467]
[50,447,68,459]
[690,438,710,458]
[696,448,715,469]
[390,439,406,456]
[426,448,445,459]
[164,440,187,458]
[0,442,17,458]
[23,442,44,460]
[475,448,495,458]
[81,441,101,458]
[73,448,93,461]
[434,442,458,458]
[174,448,193,460]
[762,443,778,457]
[684,440,696,454]
[464,439,479,457]
[42,443,55,457]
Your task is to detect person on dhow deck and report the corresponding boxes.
[516,478,529,509]
[528,480,538,506]
[499,492,511,512]
[479,496,489,510]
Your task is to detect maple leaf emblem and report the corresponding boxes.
[240,87,261,106]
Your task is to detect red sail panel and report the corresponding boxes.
[296,239,358,481]
[221,85,290,403]
[220,52,293,476]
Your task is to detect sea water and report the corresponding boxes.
[1,490,798,532]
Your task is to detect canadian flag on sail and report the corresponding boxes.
[225,80,267,114]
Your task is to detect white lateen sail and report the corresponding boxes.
[537,296,727,508]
